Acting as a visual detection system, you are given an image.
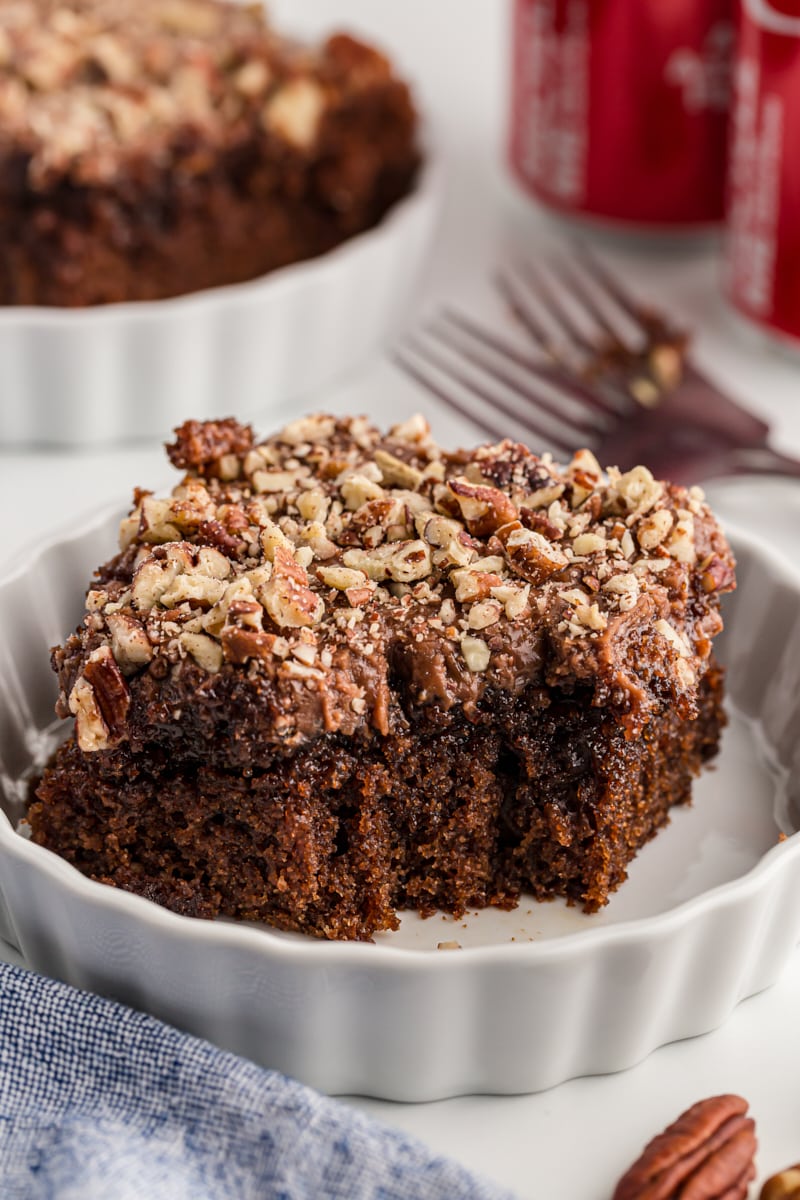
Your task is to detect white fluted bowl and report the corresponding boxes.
[1,510,799,1100]
[0,155,442,448]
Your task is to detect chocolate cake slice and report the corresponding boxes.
[0,0,419,305]
[29,415,736,939]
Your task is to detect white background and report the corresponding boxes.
[3,3,800,1195]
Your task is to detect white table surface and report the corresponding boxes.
[2,3,800,1196]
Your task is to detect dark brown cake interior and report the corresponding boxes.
[32,665,724,940]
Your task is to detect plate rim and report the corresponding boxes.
[1,502,799,968]
[0,152,443,327]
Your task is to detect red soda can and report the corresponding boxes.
[725,0,800,346]
[509,0,734,229]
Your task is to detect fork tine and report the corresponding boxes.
[556,256,634,344]
[391,347,506,442]
[520,261,600,357]
[439,308,624,421]
[431,315,605,438]
[394,335,582,454]
[403,334,576,451]
[497,260,640,390]
[495,268,557,354]
[574,243,661,331]
[441,307,543,373]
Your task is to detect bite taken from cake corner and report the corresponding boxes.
[28,413,735,940]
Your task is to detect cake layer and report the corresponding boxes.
[30,663,725,939]
[0,3,419,304]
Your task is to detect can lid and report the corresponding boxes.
[746,0,800,34]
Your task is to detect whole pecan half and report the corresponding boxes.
[81,646,131,742]
[613,1094,757,1200]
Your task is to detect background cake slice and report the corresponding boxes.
[0,0,419,305]
[29,415,735,939]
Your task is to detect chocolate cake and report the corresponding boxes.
[0,0,419,306]
[29,415,736,940]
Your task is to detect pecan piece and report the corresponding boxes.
[262,545,324,629]
[197,519,245,558]
[613,1094,756,1200]
[221,627,280,665]
[105,613,152,674]
[340,496,404,546]
[700,554,737,596]
[519,508,564,541]
[70,646,131,751]
[496,522,569,585]
[345,586,375,607]
[342,540,432,583]
[132,542,231,612]
[167,418,254,477]
[374,448,424,490]
[226,599,264,630]
[447,478,519,538]
[761,1165,800,1198]
[450,566,503,603]
[180,632,224,674]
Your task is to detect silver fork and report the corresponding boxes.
[393,253,800,485]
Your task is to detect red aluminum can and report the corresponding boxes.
[509,0,734,230]
[725,0,800,346]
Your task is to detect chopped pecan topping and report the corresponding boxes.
[167,419,254,477]
[221,626,279,665]
[262,76,325,148]
[497,523,569,585]
[700,554,737,595]
[637,508,673,551]
[70,645,131,751]
[0,2,410,190]
[342,540,432,583]
[460,636,491,673]
[105,612,152,673]
[65,414,733,752]
[448,478,519,538]
[197,519,245,558]
[180,631,223,673]
[450,566,503,603]
[132,542,231,612]
[374,448,425,490]
[520,508,564,541]
[262,546,324,629]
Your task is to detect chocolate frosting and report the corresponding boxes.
[53,414,735,761]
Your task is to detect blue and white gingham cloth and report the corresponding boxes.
[0,963,515,1200]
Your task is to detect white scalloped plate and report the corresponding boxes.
[1,507,800,1100]
[0,153,442,448]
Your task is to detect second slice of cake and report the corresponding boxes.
[0,0,419,305]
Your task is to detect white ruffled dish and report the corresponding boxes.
[1,509,799,1101]
[0,155,442,449]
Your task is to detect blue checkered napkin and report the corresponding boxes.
[0,963,515,1200]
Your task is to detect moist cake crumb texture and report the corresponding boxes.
[29,414,736,939]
